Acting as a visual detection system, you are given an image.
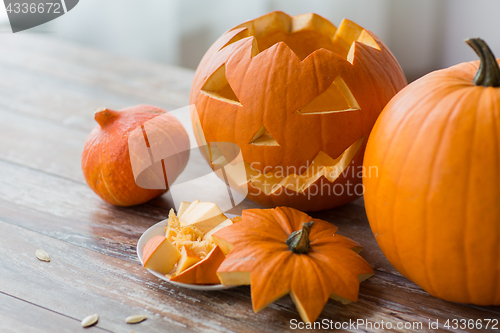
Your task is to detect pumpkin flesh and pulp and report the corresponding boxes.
[175,246,202,276]
[160,202,236,284]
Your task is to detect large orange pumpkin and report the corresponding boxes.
[363,38,500,305]
[190,11,407,211]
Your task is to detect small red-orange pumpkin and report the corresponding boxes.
[190,11,406,211]
[82,105,189,206]
[363,38,500,305]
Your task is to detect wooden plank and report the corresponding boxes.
[0,142,394,281]
[0,61,178,132]
[0,33,194,135]
[0,104,493,284]
[0,219,245,332]
[0,102,195,183]
[0,133,497,330]
[1,217,498,333]
[0,157,498,330]
[0,157,167,263]
[0,106,395,273]
[0,109,86,182]
[0,97,257,214]
[0,34,498,331]
[0,84,391,272]
[0,151,391,273]
[0,34,194,110]
[0,292,108,333]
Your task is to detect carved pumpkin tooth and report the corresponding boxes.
[201,64,241,105]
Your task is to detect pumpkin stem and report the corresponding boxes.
[286,221,314,254]
[465,38,500,87]
[94,108,119,127]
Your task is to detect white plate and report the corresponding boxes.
[137,216,236,291]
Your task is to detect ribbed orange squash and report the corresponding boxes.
[214,207,373,323]
[82,105,189,206]
[190,11,406,211]
[363,38,500,305]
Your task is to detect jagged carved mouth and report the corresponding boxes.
[209,137,364,195]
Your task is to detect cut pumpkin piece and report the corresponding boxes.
[211,233,234,256]
[180,201,227,234]
[177,201,191,217]
[182,199,200,216]
[175,246,202,275]
[143,235,181,275]
[170,245,226,284]
[202,219,233,241]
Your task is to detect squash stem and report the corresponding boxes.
[286,221,314,254]
[94,108,118,127]
[465,38,500,87]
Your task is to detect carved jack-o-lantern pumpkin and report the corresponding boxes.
[190,11,406,211]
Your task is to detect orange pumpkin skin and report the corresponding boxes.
[190,11,406,211]
[82,105,189,206]
[363,58,500,305]
[170,246,226,285]
[214,207,374,323]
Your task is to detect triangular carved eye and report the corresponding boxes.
[201,64,241,105]
[295,76,360,115]
[250,125,280,146]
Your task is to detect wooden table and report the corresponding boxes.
[0,34,498,333]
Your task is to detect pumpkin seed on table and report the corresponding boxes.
[81,314,99,328]
[35,249,50,262]
[125,314,147,324]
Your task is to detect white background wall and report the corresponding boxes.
[2,0,500,81]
